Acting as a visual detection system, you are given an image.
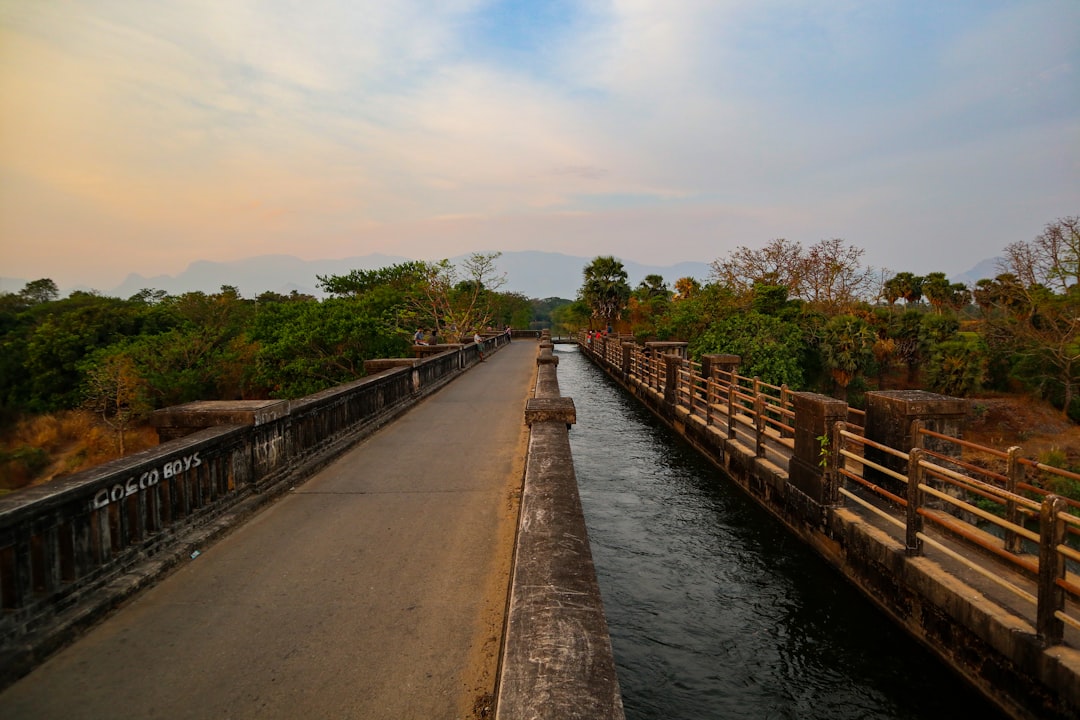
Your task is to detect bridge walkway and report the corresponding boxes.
[0,339,539,720]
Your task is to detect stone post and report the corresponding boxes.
[700,354,740,383]
[863,390,969,496]
[789,392,849,509]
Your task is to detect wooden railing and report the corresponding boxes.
[583,332,830,466]
[576,329,1077,646]
[833,419,1080,645]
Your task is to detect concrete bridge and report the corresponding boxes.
[0,333,621,719]
[2,329,1080,719]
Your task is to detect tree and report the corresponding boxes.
[580,256,631,330]
[626,274,672,340]
[409,252,507,339]
[882,272,924,306]
[690,311,806,388]
[249,297,407,398]
[1001,216,1080,294]
[821,314,876,399]
[19,278,60,305]
[489,291,533,330]
[800,238,877,312]
[674,277,701,299]
[922,272,970,314]
[926,334,987,397]
[710,238,803,297]
[551,300,592,336]
[980,217,1080,417]
[81,348,148,456]
[710,238,875,311]
[317,261,429,297]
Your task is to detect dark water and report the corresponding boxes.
[556,344,1010,720]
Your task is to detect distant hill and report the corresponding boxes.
[11,252,999,301]
[108,253,412,300]
[952,257,1002,287]
[96,251,714,301]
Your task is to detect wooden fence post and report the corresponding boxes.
[1005,447,1024,554]
[906,448,924,556]
[1037,494,1068,646]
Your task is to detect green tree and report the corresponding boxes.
[882,272,924,306]
[551,300,592,336]
[249,297,407,398]
[926,334,988,397]
[18,291,153,411]
[580,256,631,330]
[317,261,429,298]
[19,278,60,305]
[821,314,877,398]
[691,312,806,388]
[980,220,1080,416]
[922,272,970,314]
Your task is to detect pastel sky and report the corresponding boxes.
[1,0,1078,294]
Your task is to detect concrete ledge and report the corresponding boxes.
[363,358,419,373]
[150,400,289,442]
[496,422,624,720]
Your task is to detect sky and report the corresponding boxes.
[1,0,1078,294]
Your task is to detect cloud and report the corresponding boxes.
[1,1,1077,291]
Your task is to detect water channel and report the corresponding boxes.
[555,343,1010,720]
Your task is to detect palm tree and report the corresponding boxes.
[581,256,631,330]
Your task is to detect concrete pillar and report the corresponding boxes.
[644,341,688,359]
[863,390,969,496]
[700,354,740,381]
[789,392,849,508]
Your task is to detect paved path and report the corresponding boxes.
[0,340,538,720]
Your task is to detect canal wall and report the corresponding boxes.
[0,335,503,688]
[577,335,1080,720]
[496,332,625,719]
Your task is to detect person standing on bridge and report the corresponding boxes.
[474,332,485,361]
[504,325,512,342]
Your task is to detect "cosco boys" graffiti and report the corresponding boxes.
[91,452,202,509]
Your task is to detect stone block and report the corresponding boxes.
[525,397,577,426]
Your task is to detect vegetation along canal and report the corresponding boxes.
[556,343,1009,720]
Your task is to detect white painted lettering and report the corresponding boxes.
[89,453,203,511]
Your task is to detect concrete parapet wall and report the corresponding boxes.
[0,335,511,689]
[496,334,625,719]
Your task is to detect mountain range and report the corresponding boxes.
[2,251,1000,302]
[4,252,714,301]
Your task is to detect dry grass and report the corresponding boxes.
[0,411,159,492]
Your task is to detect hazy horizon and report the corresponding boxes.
[2,2,1076,292]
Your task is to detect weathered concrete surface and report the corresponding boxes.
[0,341,538,720]
[496,351,624,720]
[496,421,624,720]
[150,399,290,441]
